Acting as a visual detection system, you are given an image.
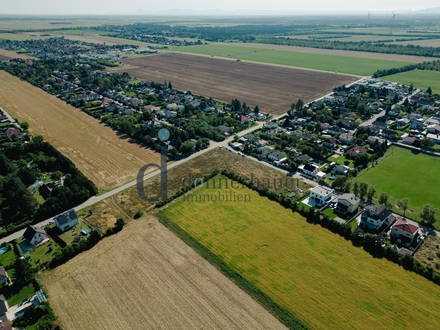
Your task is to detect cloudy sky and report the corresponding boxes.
[1,0,438,15]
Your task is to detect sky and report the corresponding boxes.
[0,0,438,15]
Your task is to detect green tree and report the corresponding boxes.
[51,170,63,181]
[295,99,304,110]
[13,258,34,283]
[367,186,376,203]
[359,182,368,200]
[420,137,435,149]
[420,204,437,225]
[254,105,259,114]
[168,81,172,89]
[20,121,30,130]
[180,141,195,154]
[397,198,409,216]
[426,86,432,95]
[353,181,359,196]
[378,192,389,206]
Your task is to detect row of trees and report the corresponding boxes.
[373,60,440,78]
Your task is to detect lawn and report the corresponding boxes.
[27,242,60,268]
[383,70,440,94]
[0,247,16,267]
[170,44,413,76]
[355,145,440,227]
[157,177,440,330]
[7,283,36,307]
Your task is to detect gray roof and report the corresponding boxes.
[23,225,46,242]
[364,204,391,221]
[55,209,78,226]
[338,193,360,205]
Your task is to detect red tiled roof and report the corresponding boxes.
[393,219,419,234]
[6,128,22,139]
[347,146,367,155]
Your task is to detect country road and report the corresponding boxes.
[0,78,368,244]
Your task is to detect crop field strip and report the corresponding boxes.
[157,178,440,330]
[170,44,416,76]
[119,52,357,115]
[41,216,287,330]
[212,42,436,63]
[0,71,159,191]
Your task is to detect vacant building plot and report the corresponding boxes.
[119,53,357,115]
[41,216,287,330]
[0,71,159,191]
[355,146,440,227]
[384,70,440,94]
[157,180,440,330]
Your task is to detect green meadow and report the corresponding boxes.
[170,44,413,76]
[157,176,440,329]
[356,146,440,227]
[384,69,440,94]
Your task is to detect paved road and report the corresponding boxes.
[0,106,17,124]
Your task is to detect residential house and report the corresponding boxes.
[164,111,177,119]
[401,136,416,145]
[0,294,13,330]
[0,267,9,286]
[54,209,79,232]
[23,225,49,246]
[328,125,342,136]
[5,127,22,141]
[346,146,367,157]
[339,133,354,144]
[426,125,440,134]
[267,151,287,163]
[410,121,424,132]
[360,204,394,231]
[300,163,319,177]
[333,164,350,175]
[296,118,309,125]
[242,134,257,142]
[391,219,420,245]
[257,146,274,157]
[367,136,386,145]
[425,117,440,126]
[237,115,250,124]
[380,129,398,140]
[297,154,313,163]
[396,117,410,126]
[231,142,244,151]
[324,137,337,149]
[309,185,334,206]
[337,118,354,129]
[427,133,440,144]
[255,139,268,147]
[265,122,279,130]
[218,125,232,135]
[335,193,360,214]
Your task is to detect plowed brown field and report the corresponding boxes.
[119,53,358,114]
[41,216,287,330]
[0,71,159,190]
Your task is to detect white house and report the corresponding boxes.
[23,225,49,246]
[300,163,319,177]
[54,209,79,232]
[360,204,395,231]
[309,186,334,206]
[391,219,420,245]
[336,193,360,214]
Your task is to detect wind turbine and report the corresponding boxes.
[367,11,372,28]
[390,11,399,35]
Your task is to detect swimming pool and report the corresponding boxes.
[0,246,9,254]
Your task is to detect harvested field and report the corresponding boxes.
[0,71,159,191]
[393,38,440,47]
[0,48,34,60]
[216,42,435,63]
[119,53,358,114]
[41,215,287,330]
[62,34,149,46]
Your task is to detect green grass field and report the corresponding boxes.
[157,177,440,330]
[170,44,413,76]
[356,146,440,226]
[0,248,16,267]
[383,70,440,94]
[7,283,36,306]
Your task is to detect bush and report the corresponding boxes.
[133,210,144,219]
